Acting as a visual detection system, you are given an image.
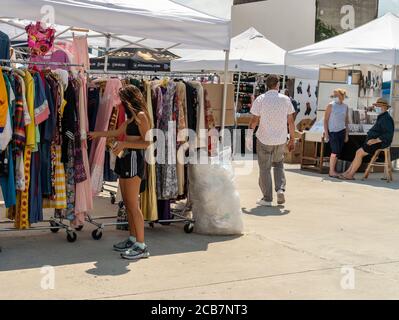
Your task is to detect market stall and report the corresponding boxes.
[286,13,399,173]
[0,0,235,242]
[172,27,319,153]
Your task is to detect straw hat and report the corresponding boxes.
[373,98,391,109]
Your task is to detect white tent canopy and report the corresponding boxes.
[171,27,319,79]
[0,0,231,50]
[286,13,399,66]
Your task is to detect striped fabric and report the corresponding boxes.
[43,145,67,210]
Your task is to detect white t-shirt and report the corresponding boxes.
[251,90,295,146]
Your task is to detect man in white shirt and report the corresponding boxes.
[249,75,296,207]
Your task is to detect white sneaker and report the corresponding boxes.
[257,199,272,207]
[277,190,286,205]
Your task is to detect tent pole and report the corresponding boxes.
[221,49,230,145]
[282,65,287,92]
[234,71,242,123]
[390,65,396,106]
[104,34,111,72]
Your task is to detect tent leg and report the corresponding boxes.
[104,34,111,72]
[234,71,241,127]
[390,65,396,106]
[282,65,287,92]
[221,50,230,145]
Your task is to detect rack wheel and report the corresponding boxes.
[66,232,77,243]
[50,221,60,233]
[75,225,84,232]
[149,222,155,229]
[92,229,103,240]
[111,195,116,205]
[184,223,194,234]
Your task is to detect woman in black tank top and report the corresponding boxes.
[89,85,151,260]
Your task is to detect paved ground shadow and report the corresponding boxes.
[0,222,241,276]
[242,206,290,217]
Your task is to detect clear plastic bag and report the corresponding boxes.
[189,147,244,236]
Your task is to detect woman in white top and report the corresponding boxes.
[324,89,349,178]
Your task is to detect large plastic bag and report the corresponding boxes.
[189,148,244,235]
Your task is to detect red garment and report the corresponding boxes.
[117,103,126,142]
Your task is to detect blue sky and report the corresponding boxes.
[175,0,399,18]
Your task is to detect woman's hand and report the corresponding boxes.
[323,131,329,142]
[88,132,102,140]
[112,141,127,157]
[345,134,349,143]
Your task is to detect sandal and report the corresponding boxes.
[338,175,355,181]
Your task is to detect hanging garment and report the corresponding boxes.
[64,141,76,221]
[74,76,94,226]
[33,72,50,125]
[30,49,71,71]
[185,82,198,132]
[40,80,56,196]
[28,151,43,224]
[0,68,9,133]
[13,76,27,151]
[72,35,90,71]
[43,145,67,209]
[24,71,36,147]
[140,81,158,222]
[89,78,122,195]
[26,22,56,56]
[157,200,172,221]
[14,74,31,128]
[189,81,207,148]
[176,82,187,196]
[156,81,178,200]
[0,31,10,60]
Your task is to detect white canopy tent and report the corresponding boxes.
[0,0,232,132]
[286,12,399,112]
[286,13,399,66]
[171,27,319,79]
[171,27,319,117]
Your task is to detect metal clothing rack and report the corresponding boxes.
[0,59,87,247]
[78,73,199,239]
[0,59,85,68]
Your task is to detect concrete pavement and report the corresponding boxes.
[0,163,398,300]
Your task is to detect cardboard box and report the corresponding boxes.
[203,83,235,110]
[213,108,236,127]
[319,68,348,83]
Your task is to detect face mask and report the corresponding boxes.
[374,107,382,114]
[334,97,341,104]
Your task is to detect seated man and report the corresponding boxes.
[341,98,395,180]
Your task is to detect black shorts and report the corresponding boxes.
[362,142,383,155]
[329,129,346,155]
[114,150,145,180]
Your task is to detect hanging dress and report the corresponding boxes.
[89,78,122,195]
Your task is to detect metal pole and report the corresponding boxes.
[282,65,287,92]
[234,71,242,119]
[390,65,396,106]
[104,34,111,72]
[221,49,230,145]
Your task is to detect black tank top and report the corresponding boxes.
[126,120,140,136]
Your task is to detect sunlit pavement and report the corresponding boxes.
[1,162,399,300]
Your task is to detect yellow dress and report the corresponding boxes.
[140,81,158,222]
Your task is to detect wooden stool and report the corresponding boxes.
[363,148,393,182]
